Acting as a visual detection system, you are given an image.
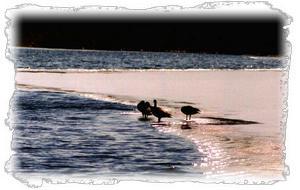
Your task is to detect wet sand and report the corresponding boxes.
[15,70,286,182]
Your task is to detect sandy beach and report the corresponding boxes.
[15,70,285,182]
[16,70,283,125]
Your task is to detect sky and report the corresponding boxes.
[17,15,283,56]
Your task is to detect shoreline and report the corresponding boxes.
[15,69,283,123]
[16,84,260,126]
[16,68,285,73]
[14,85,285,182]
[14,69,285,181]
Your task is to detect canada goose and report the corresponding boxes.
[181,106,200,120]
[151,99,171,122]
[137,100,152,119]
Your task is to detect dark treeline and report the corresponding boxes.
[17,16,283,56]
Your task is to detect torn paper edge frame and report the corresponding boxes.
[3,1,292,187]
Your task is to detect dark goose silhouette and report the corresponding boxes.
[150,99,171,122]
[181,106,200,120]
[137,101,152,119]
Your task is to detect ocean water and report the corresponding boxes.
[9,47,286,182]
[11,47,287,70]
[10,90,201,175]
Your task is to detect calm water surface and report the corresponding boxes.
[11,47,287,70]
[10,90,201,175]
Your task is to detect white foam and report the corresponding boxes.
[16,68,284,73]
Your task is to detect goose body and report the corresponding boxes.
[151,100,171,122]
[137,101,152,119]
[181,106,200,120]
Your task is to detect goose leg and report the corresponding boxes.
[158,118,161,123]
[186,115,188,120]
